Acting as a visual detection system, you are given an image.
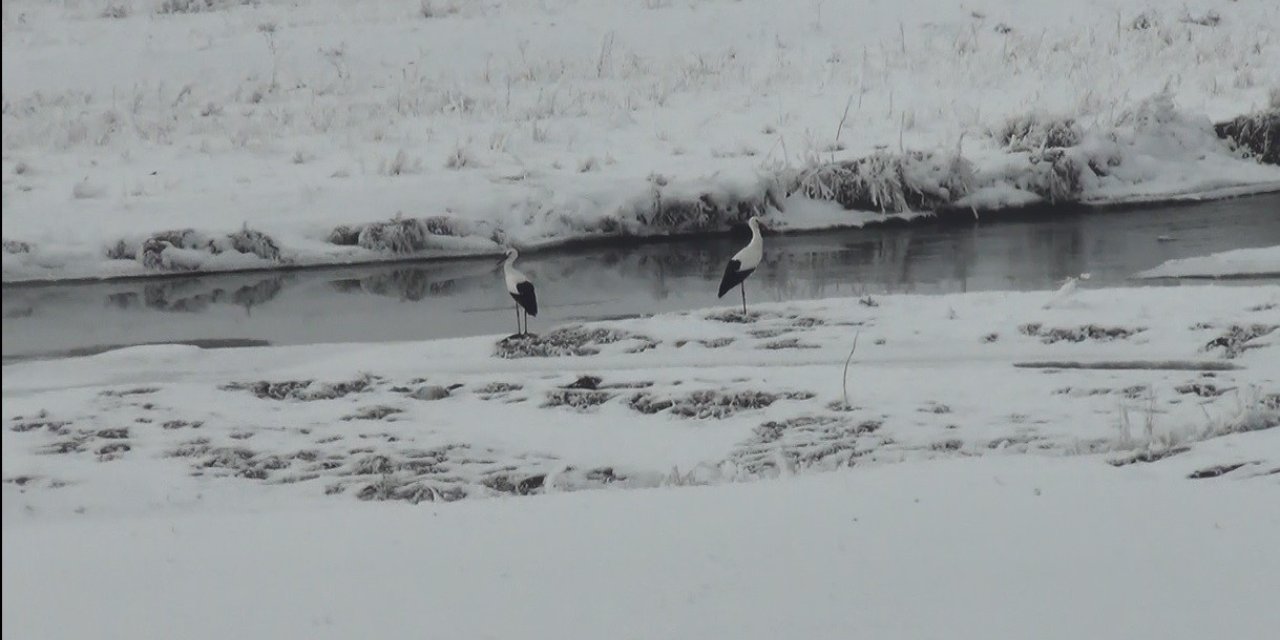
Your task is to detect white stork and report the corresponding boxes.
[501,248,538,335]
[717,216,763,314]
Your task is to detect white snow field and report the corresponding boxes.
[1137,244,1280,279]
[4,0,1280,281]
[4,285,1279,638]
[5,455,1279,640]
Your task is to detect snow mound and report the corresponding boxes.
[106,227,283,272]
[1136,245,1280,278]
[328,215,501,254]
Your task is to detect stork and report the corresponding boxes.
[500,248,538,335]
[717,216,763,314]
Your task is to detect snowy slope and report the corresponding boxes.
[4,0,1280,281]
[1137,245,1280,278]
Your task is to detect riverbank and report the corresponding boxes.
[4,0,1279,282]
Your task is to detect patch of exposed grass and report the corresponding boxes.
[3,239,32,254]
[1174,382,1229,398]
[1203,323,1277,358]
[222,374,380,400]
[628,389,813,419]
[995,114,1082,152]
[108,226,281,270]
[342,405,404,421]
[1188,462,1249,479]
[790,150,972,213]
[202,447,256,469]
[1108,446,1190,466]
[99,387,159,397]
[705,310,763,323]
[748,328,791,339]
[494,326,656,358]
[476,382,523,395]
[326,215,496,253]
[542,389,615,411]
[1214,109,1279,165]
[1019,323,1145,343]
[728,415,884,476]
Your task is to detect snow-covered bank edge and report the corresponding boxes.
[4,99,1278,284]
[1137,245,1280,279]
[5,181,1278,288]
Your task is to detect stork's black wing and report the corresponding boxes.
[511,281,538,316]
[718,260,754,298]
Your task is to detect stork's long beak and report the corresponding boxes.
[494,256,506,267]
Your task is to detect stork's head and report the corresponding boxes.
[497,247,518,266]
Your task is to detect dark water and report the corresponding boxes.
[4,194,1279,362]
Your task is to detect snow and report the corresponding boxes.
[5,454,1279,640]
[4,0,1280,282]
[1137,245,1280,279]
[4,284,1279,638]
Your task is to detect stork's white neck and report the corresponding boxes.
[744,219,764,253]
[731,218,764,270]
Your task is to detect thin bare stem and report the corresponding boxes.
[841,331,860,409]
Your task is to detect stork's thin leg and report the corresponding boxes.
[741,284,747,315]
[521,308,527,335]
[515,304,521,335]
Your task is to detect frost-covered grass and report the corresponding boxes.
[3,0,1280,281]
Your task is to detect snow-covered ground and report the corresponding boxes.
[4,0,1280,281]
[1137,244,1280,279]
[5,285,1277,515]
[5,455,1279,640]
[3,285,1279,639]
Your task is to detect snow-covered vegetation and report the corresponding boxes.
[4,0,1279,281]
